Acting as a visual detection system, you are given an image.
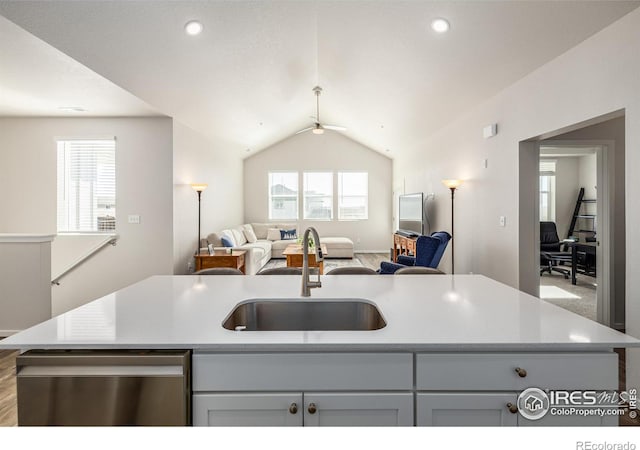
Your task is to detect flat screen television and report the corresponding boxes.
[398,193,424,235]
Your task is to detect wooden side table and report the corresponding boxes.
[393,233,418,262]
[194,250,247,274]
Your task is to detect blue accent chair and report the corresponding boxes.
[379,231,451,274]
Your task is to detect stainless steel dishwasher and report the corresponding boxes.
[16,349,191,426]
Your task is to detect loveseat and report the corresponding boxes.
[203,223,354,275]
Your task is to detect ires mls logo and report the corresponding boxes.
[517,388,550,420]
[516,387,637,420]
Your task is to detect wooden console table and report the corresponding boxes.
[393,233,418,262]
[195,250,246,274]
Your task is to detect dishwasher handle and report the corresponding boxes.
[18,365,184,377]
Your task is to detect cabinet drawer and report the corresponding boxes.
[193,393,302,426]
[193,353,413,391]
[416,353,617,391]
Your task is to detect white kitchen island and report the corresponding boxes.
[2,274,638,426]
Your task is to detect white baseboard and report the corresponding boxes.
[0,329,21,337]
[355,250,390,254]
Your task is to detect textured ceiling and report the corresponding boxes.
[0,14,159,117]
[1,1,638,157]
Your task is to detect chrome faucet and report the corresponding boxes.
[301,227,323,297]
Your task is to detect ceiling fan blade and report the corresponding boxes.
[323,124,347,131]
[295,126,314,134]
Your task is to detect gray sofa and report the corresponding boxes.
[203,223,354,275]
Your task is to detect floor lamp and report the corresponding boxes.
[191,183,208,255]
[441,179,463,274]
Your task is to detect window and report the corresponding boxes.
[539,160,556,222]
[57,139,116,232]
[303,172,333,220]
[338,172,368,220]
[268,172,298,220]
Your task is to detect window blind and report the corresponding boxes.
[268,172,298,220]
[338,172,368,220]
[303,172,333,220]
[57,139,116,232]
[539,160,557,175]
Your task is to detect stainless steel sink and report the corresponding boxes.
[222,299,386,331]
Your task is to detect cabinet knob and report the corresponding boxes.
[507,403,518,414]
[308,403,317,414]
[515,367,527,378]
[289,403,298,414]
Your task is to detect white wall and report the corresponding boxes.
[243,131,393,252]
[0,117,174,315]
[579,154,597,204]
[173,121,244,274]
[392,9,640,386]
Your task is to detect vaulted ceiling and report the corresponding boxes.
[1,1,638,158]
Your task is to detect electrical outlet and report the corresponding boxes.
[187,260,194,273]
[499,216,506,227]
[128,215,141,224]
[483,158,488,169]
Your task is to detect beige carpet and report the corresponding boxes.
[539,270,596,321]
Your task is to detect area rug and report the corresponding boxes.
[261,257,364,273]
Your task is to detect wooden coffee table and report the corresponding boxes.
[282,244,328,274]
[194,250,246,274]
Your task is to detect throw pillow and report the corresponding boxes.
[206,232,222,247]
[232,228,246,246]
[220,229,236,246]
[243,224,257,243]
[250,223,269,240]
[280,228,297,240]
[267,228,282,241]
[220,236,234,248]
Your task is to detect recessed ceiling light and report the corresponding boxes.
[184,20,203,36]
[245,148,251,152]
[58,106,86,112]
[431,18,450,33]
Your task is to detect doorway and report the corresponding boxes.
[538,145,600,321]
[518,113,625,330]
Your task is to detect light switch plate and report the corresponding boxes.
[128,215,141,224]
[499,216,506,227]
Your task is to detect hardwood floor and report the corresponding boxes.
[354,252,388,270]
[0,350,17,427]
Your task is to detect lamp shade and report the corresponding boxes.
[191,183,208,192]
[441,179,463,189]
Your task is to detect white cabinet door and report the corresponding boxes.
[303,393,414,426]
[417,393,518,426]
[193,393,303,426]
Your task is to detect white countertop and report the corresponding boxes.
[1,274,638,351]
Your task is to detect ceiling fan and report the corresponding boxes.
[296,86,347,135]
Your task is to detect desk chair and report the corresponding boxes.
[540,221,571,279]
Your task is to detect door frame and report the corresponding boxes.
[520,139,614,327]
